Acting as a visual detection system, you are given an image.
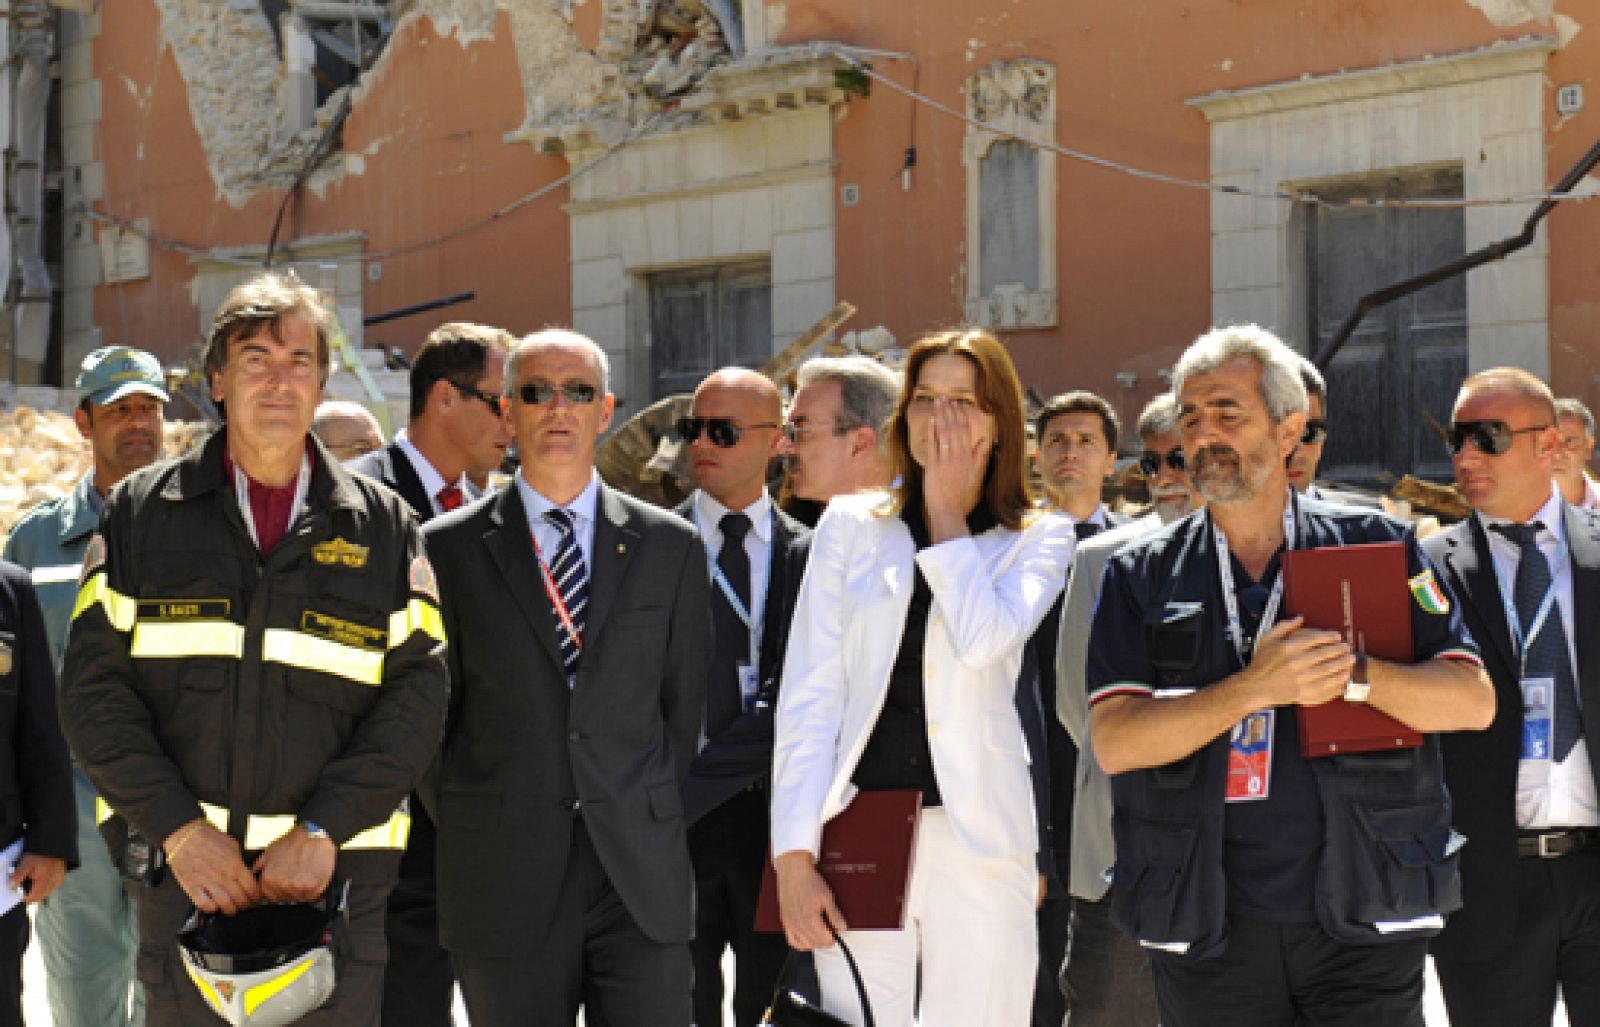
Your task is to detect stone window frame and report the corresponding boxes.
[1187,36,1556,377]
[963,58,1058,331]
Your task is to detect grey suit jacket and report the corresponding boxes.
[1423,503,1600,961]
[421,480,713,954]
[1055,512,1163,900]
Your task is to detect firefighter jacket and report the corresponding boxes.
[59,429,448,883]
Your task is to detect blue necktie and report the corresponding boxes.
[1493,522,1582,762]
[543,509,588,680]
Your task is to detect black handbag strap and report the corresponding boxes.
[765,916,876,1027]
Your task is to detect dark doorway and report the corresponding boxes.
[648,262,772,400]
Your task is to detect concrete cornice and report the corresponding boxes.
[1187,35,1556,122]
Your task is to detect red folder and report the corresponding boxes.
[1281,542,1424,757]
[755,790,922,933]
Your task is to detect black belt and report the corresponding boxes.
[1517,827,1599,859]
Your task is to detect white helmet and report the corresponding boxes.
[178,882,346,1026]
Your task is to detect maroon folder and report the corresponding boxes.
[755,789,922,933]
[1281,542,1424,757]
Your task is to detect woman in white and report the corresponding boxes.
[771,329,1074,1026]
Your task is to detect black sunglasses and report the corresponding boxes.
[515,382,599,406]
[675,416,779,448]
[452,381,502,414]
[1446,419,1551,456]
[1301,419,1328,446]
[1138,447,1185,476]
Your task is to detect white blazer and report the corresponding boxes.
[771,491,1074,862]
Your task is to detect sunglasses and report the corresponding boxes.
[452,381,502,414]
[1301,419,1328,446]
[675,416,778,448]
[1138,447,1185,476]
[515,382,599,406]
[1445,419,1551,456]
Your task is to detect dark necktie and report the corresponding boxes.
[1493,522,1582,762]
[1075,520,1102,541]
[707,512,753,736]
[543,509,588,680]
[437,484,464,512]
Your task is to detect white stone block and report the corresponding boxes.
[574,302,627,352]
[773,178,832,232]
[1469,319,1547,379]
[611,205,650,268]
[1212,227,1280,291]
[1211,287,1283,335]
[710,191,745,258]
[677,197,713,262]
[772,227,833,285]
[572,257,626,310]
[773,278,835,336]
[1467,254,1547,328]
[645,202,680,265]
[60,79,100,129]
[572,212,610,261]
[61,41,92,85]
[738,190,773,255]
[62,125,95,170]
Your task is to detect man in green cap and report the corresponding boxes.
[4,344,169,1026]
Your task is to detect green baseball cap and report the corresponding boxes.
[76,346,170,406]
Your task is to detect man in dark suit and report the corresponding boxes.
[1027,389,1129,1027]
[1424,367,1600,1026]
[672,367,810,1026]
[347,320,513,1027]
[0,561,76,1026]
[423,328,712,1026]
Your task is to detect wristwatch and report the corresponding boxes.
[1344,652,1371,703]
[300,820,332,843]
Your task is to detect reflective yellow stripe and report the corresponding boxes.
[101,797,409,851]
[244,953,317,1016]
[129,620,245,659]
[72,572,136,630]
[262,628,385,687]
[183,959,227,1016]
[346,809,411,850]
[389,597,444,647]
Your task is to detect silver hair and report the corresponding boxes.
[795,355,901,434]
[1171,324,1308,422]
[506,328,611,396]
[1296,354,1326,402]
[1555,397,1595,440]
[1136,392,1181,441]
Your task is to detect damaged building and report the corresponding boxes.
[9,0,1600,485]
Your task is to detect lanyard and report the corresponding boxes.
[1488,525,1565,678]
[529,529,582,653]
[231,452,311,550]
[692,505,774,660]
[1213,496,1298,666]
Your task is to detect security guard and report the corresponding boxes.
[1086,326,1492,1026]
[60,272,448,1026]
[4,344,168,1027]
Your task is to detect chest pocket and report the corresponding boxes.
[1149,601,1204,684]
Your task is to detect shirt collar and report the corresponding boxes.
[692,489,773,544]
[517,470,601,527]
[1477,484,1567,547]
[397,435,466,501]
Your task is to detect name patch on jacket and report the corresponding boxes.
[137,599,231,620]
[0,641,11,675]
[311,538,369,569]
[301,611,386,651]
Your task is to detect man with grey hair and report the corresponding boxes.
[1552,397,1599,511]
[1085,324,1492,1025]
[423,328,711,1024]
[1051,390,1201,1027]
[777,355,898,506]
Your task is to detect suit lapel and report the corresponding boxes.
[758,515,801,680]
[585,485,639,646]
[389,443,433,521]
[1454,518,1516,680]
[481,486,565,673]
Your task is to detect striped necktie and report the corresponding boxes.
[543,508,588,679]
[1493,521,1582,761]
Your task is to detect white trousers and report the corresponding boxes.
[814,808,1038,1027]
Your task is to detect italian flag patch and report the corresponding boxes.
[1409,569,1450,614]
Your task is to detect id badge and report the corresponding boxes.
[1521,676,1554,762]
[1225,709,1273,803]
[737,662,760,713]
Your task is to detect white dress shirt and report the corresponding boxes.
[517,470,601,572]
[397,434,472,518]
[1478,486,1598,829]
[690,489,774,665]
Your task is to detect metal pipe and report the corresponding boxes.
[362,290,475,327]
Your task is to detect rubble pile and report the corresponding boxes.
[0,407,210,541]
